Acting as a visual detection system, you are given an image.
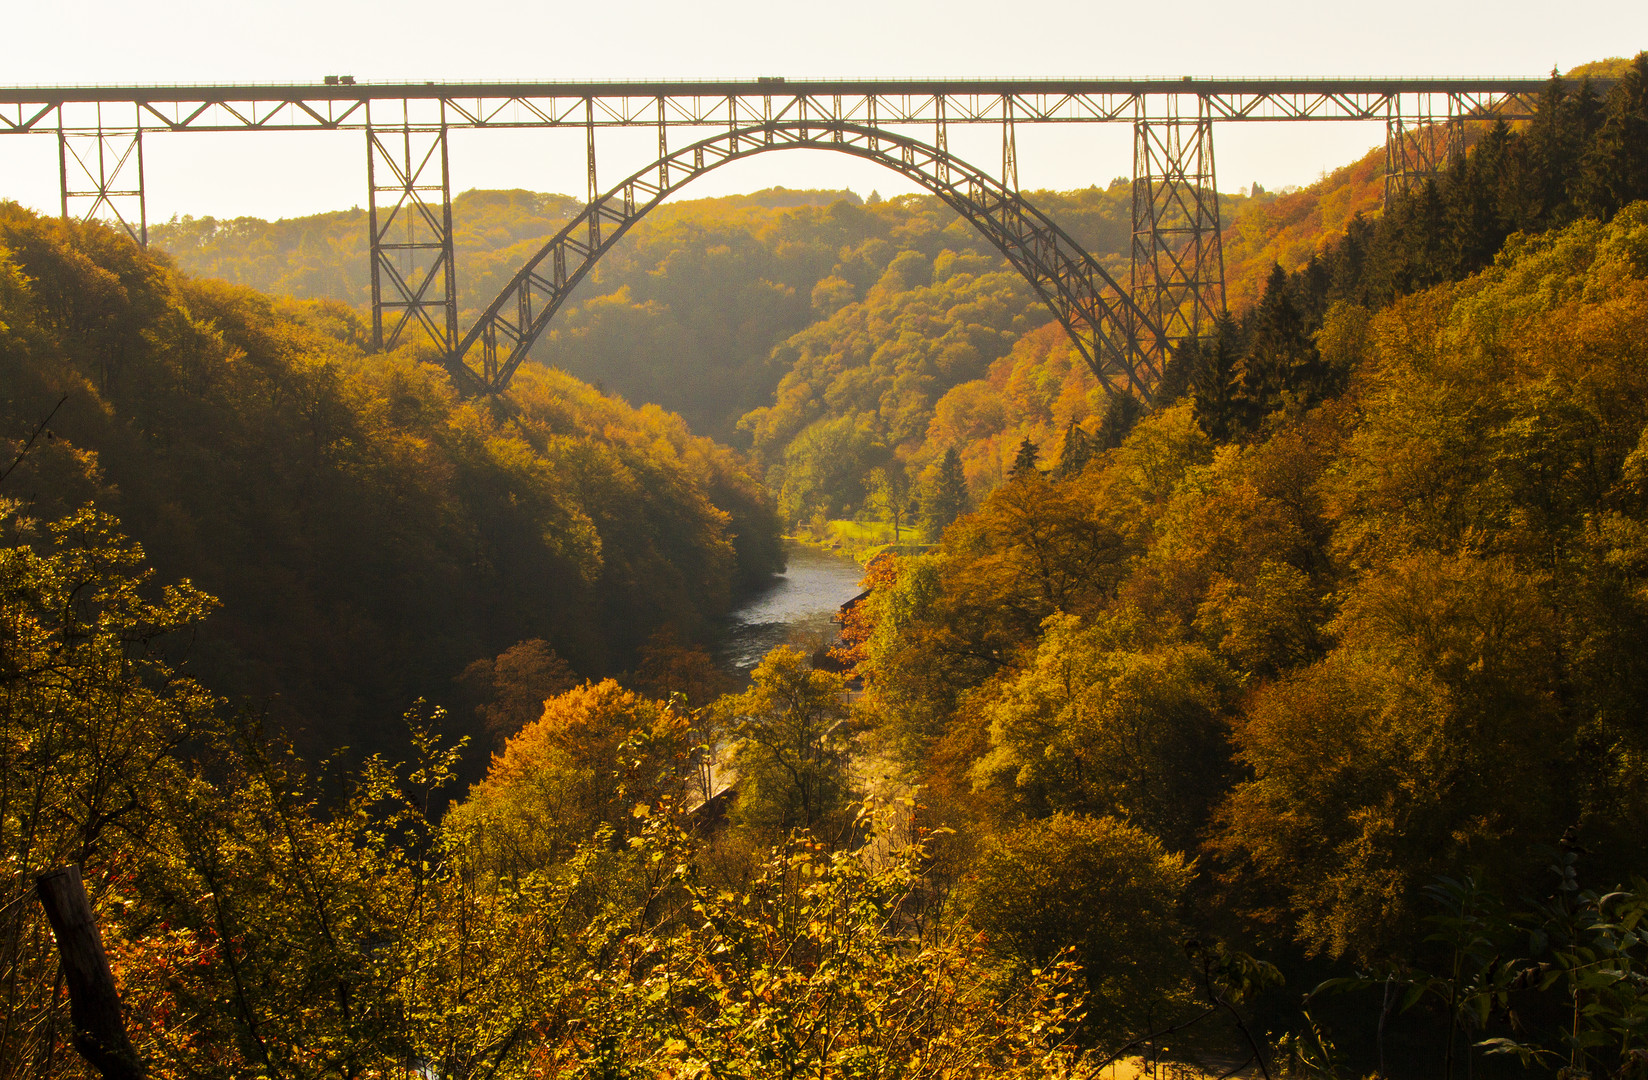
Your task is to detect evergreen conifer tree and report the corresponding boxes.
[1329,214,1372,304]
[1053,422,1095,479]
[1156,338,1197,405]
[1407,178,1450,290]
[922,447,969,537]
[1010,437,1040,478]
[1505,75,1595,231]
[1233,266,1326,429]
[1584,54,1648,218]
[1191,315,1245,444]
[1293,255,1333,325]
[1447,120,1513,273]
[1094,393,1144,451]
[1565,78,1609,212]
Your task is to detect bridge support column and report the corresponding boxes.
[935,97,949,184]
[57,104,146,247]
[366,102,457,353]
[585,97,601,250]
[1131,97,1225,359]
[1384,93,1463,205]
[1001,95,1018,191]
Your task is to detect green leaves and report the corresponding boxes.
[724,646,855,838]
[968,813,1196,1041]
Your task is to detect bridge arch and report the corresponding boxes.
[450,121,1168,402]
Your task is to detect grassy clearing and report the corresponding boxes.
[788,518,932,562]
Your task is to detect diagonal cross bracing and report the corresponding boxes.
[57,117,145,247]
[1132,99,1225,347]
[366,115,457,353]
[2,78,1570,135]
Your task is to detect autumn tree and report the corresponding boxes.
[628,625,732,706]
[829,553,899,674]
[446,680,691,874]
[0,505,219,1076]
[458,638,576,746]
[968,814,1195,1039]
[721,646,855,839]
[971,612,1238,852]
[865,463,915,541]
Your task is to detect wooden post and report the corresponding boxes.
[35,866,145,1080]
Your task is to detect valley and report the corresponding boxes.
[3,53,1648,1080]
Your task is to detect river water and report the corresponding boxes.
[716,541,867,672]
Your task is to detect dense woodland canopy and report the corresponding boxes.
[845,52,1648,1073]
[3,53,1648,1080]
[0,204,782,760]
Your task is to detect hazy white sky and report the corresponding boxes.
[2,0,1645,221]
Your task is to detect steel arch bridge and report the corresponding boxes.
[2,76,1583,402]
[456,121,1162,400]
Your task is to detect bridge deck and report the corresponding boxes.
[1,76,1601,133]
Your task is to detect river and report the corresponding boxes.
[717,541,867,672]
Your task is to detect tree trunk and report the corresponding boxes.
[35,866,145,1080]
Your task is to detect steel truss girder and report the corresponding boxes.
[451,121,1167,401]
[55,104,146,247]
[6,79,1563,268]
[366,107,456,353]
[1,80,1566,137]
[1132,103,1225,349]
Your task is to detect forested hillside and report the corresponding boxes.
[0,204,782,760]
[154,181,1252,488]
[11,187,1648,1080]
[150,141,1544,529]
[836,54,1648,1074]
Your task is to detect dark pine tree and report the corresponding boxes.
[1503,74,1600,232]
[1233,265,1326,430]
[1564,79,1609,213]
[1293,255,1333,325]
[1094,392,1144,452]
[1583,54,1648,219]
[1410,177,1451,290]
[1010,437,1041,478]
[1053,422,1095,479]
[923,447,970,536]
[1328,214,1373,306]
[1447,120,1514,275]
[1190,314,1246,444]
[1156,337,1197,406]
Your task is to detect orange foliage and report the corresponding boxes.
[631,625,733,706]
[918,321,1103,493]
[484,679,682,787]
[1220,145,1387,312]
[829,552,899,672]
[454,679,693,866]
